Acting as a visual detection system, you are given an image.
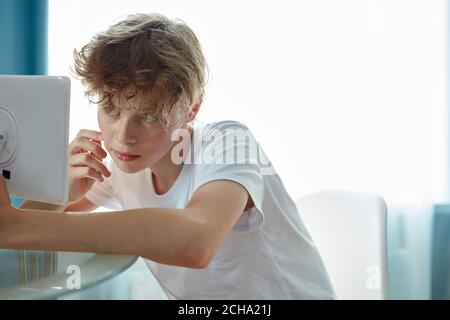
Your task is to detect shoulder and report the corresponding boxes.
[200,120,255,142]
[203,120,250,132]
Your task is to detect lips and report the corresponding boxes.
[115,151,140,157]
[114,150,141,161]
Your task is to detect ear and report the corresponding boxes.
[186,95,203,123]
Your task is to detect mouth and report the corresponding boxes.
[114,150,141,162]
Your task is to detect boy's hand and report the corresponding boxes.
[68,129,111,203]
[0,175,17,248]
[0,174,13,211]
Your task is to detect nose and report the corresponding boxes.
[116,116,138,145]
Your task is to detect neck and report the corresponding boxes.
[150,125,194,195]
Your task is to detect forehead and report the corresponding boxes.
[111,89,158,111]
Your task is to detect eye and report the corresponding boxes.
[138,112,158,123]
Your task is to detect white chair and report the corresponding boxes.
[295,190,389,299]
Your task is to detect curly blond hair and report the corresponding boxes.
[73,13,209,128]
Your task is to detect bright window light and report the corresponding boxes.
[49,0,448,207]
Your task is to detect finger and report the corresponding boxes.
[70,166,105,183]
[69,153,111,177]
[69,136,108,160]
[69,129,103,154]
[88,151,102,162]
[76,129,103,142]
[0,175,11,204]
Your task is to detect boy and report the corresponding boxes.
[0,13,335,299]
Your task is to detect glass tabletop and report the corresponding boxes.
[0,250,137,299]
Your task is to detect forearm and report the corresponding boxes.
[20,200,67,212]
[7,207,208,268]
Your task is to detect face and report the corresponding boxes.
[97,92,181,174]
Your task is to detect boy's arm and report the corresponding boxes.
[20,196,99,213]
[63,196,99,212]
[20,200,67,212]
[1,179,249,269]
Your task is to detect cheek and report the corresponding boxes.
[97,113,112,149]
[97,110,109,129]
[147,129,172,152]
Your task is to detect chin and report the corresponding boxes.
[112,159,146,174]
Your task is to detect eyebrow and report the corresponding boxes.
[104,98,158,113]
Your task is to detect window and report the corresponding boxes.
[49,0,447,206]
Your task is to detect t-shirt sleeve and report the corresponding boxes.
[192,121,268,233]
[84,158,122,211]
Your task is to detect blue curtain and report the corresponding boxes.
[0,0,48,207]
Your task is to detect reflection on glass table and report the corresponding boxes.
[0,250,137,299]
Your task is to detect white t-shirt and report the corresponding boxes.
[85,120,336,299]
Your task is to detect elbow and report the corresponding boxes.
[140,231,215,269]
[140,247,211,269]
[180,240,214,269]
[187,254,211,269]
